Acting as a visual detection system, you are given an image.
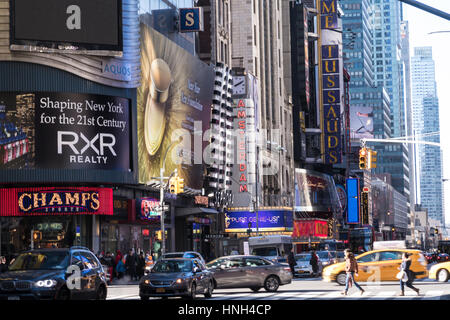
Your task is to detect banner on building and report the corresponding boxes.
[224,209,293,233]
[0,92,131,171]
[137,25,214,190]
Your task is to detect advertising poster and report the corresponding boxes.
[224,210,293,233]
[0,92,130,170]
[137,24,214,190]
[350,106,374,140]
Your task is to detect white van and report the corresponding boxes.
[248,235,293,262]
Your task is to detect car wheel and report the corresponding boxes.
[204,281,213,298]
[336,272,347,286]
[250,287,261,292]
[188,283,197,300]
[264,276,280,292]
[56,286,71,300]
[96,285,107,300]
[437,269,449,282]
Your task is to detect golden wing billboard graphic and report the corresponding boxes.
[137,24,214,190]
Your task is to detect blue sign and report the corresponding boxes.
[179,8,204,33]
[224,210,293,232]
[346,178,360,224]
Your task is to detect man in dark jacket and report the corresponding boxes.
[310,250,319,277]
[287,249,297,277]
[125,249,137,281]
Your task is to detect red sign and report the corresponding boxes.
[292,220,329,238]
[0,187,113,216]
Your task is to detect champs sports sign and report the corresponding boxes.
[0,187,113,216]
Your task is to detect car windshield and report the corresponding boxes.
[252,247,278,257]
[317,251,336,260]
[295,254,311,261]
[163,253,184,259]
[9,251,70,271]
[152,260,192,273]
[206,258,226,269]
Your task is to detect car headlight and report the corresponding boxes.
[176,278,184,284]
[34,280,57,288]
[143,279,150,285]
[323,268,332,276]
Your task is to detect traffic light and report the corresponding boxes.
[359,147,367,169]
[367,149,377,169]
[435,229,439,235]
[33,231,42,241]
[177,177,184,194]
[169,177,177,194]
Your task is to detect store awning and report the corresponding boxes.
[176,207,219,217]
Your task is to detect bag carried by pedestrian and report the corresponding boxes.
[396,270,408,282]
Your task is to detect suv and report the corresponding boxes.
[160,252,206,265]
[0,246,108,300]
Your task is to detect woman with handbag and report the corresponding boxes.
[397,252,420,296]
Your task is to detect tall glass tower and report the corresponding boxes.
[411,47,445,227]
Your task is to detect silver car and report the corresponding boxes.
[160,252,206,265]
[206,255,292,292]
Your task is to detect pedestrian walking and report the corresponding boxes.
[136,251,146,279]
[397,252,420,296]
[287,249,297,277]
[341,249,365,296]
[125,249,137,281]
[309,250,319,277]
[116,256,126,279]
[0,256,8,273]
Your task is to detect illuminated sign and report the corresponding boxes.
[194,195,209,206]
[321,42,342,164]
[346,178,360,224]
[292,219,329,238]
[179,8,204,33]
[361,191,369,225]
[0,187,113,216]
[235,99,249,194]
[139,197,160,221]
[224,210,293,233]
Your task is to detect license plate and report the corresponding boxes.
[156,288,165,293]
[8,296,20,301]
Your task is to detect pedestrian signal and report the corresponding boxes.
[33,231,42,241]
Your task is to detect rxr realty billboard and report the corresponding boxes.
[0,92,130,170]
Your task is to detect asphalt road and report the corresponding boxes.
[106,277,450,300]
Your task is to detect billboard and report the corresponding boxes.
[0,92,131,171]
[0,187,113,216]
[350,106,374,140]
[137,24,214,190]
[294,168,342,213]
[137,197,161,223]
[346,178,360,224]
[224,210,293,233]
[10,0,123,55]
[292,219,329,238]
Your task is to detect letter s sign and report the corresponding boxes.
[179,8,203,33]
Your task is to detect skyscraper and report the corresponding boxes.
[411,47,445,227]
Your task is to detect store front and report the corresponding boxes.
[0,187,113,260]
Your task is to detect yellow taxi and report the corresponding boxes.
[429,261,450,282]
[322,249,428,285]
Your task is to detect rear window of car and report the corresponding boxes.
[295,254,311,261]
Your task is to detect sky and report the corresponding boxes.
[402,0,450,227]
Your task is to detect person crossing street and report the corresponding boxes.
[341,249,365,296]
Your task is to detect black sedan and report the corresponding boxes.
[0,247,108,300]
[139,258,214,300]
